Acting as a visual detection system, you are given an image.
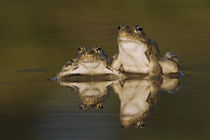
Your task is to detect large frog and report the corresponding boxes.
[111,24,180,76]
[55,46,125,80]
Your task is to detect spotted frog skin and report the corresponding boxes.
[111,24,180,77]
[55,47,125,79]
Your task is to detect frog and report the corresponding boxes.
[55,46,125,80]
[111,24,180,76]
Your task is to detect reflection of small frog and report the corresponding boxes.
[58,81,113,111]
[55,47,125,79]
[111,24,180,76]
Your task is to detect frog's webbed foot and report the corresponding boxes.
[105,66,127,80]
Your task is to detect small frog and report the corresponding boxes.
[55,47,125,79]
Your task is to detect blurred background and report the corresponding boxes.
[0,0,210,139]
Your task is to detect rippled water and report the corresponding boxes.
[1,0,210,139]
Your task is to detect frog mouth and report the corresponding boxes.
[80,62,101,68]
[118,37,137,42]
[118,37,147,51]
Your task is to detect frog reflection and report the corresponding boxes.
[58,80,113,111]
[112,76,181,128]
[56,75,181,128]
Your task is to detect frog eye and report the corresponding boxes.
[96,103,103,110]
[135,25,143,32]
[118,24,129,30]
[137,121,145,128]
[95,47,102,53]
[78,47,86,53]
[78,47,82,52]
[79,104,88,111]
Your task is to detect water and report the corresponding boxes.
[1,0,210,139]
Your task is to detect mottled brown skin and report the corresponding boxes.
[112,24,181,76]
[118,24,160,60]
[55,46,125,79]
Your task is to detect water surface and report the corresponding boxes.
[1,0,210,139]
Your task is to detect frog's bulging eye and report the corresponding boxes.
[95,47,102,53]
[135,25,143,32]
[79,104,88,111]
[96,104,103,110]
[137,122,145,128]
[118,24,129,30]
[78,47,86,53]
[78,47,82,52]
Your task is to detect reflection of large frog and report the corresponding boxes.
[56,47,125,79]
[113,79,161,128]
[112,75,181,128]
[111,24,181,76]
[58,80,113,111]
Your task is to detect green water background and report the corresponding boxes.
[1,0,210,139]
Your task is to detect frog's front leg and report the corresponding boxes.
[111,53,121,70]
[55,66,79,79]
[105,66,127,80]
